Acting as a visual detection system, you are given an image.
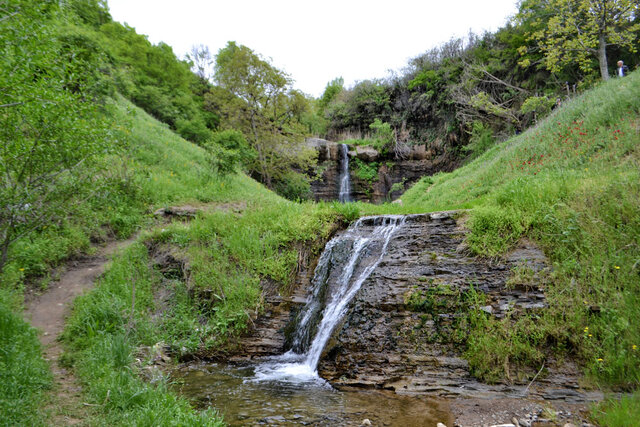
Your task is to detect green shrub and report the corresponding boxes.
[462,121,495,158]
[273,170,312,201]
[176,117,213,145]
[353,158,379,183]
[211,129,256,168]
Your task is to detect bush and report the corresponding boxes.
[176,117,212,145]
[273,170,312,201]
[205,143,241,176]
[463,121,495,158]
[211,130,255,168]
[369,119,394,153]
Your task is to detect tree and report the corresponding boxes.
[214,42,314,190]
[519,0,640,80]
[187,44,214,82]
[0,0,111,273]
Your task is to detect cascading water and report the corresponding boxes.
[253,215,406,384]
[338,144,352,203]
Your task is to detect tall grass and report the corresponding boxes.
[0,302,51,426]
[62,243,224,426]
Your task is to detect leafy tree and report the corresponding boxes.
[519,0,640,80]
[318,77,344,112]
[0,0,111,273]
[214,42,314,190]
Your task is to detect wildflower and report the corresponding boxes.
[19,268,24,272]
[614,266,620,269]
[633,345,637,351]
[584,327,589,332]
[588,334,592,337]
[597,358,603,362]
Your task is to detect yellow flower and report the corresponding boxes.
[614,265,620,269]
[633,345,637,351]
[19,268,24,272]
[588,334,592,337]
[597,358,603,362]
[584,327,589,332]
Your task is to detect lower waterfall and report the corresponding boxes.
[253,215,406,383]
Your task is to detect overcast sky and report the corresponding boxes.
[106,0,519,97]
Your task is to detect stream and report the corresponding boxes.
[174,363,449,425]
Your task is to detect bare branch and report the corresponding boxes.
[0,102,24,108]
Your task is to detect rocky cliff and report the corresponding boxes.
[227,211,601,404]
[307,138,458,203]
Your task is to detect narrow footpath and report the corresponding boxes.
[24,238,135,425]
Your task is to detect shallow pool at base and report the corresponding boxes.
[173,363,451,426]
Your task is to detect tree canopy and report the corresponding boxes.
[519,0,640,80]
[214,42,315,196]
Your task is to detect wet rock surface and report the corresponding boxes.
[225,211,602,424]
[316,212,599,403]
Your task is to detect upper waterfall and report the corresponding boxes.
[338,144,352,203]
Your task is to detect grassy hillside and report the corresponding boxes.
[400,72,639,410]
[56,97,346,425]
[0,92,346,424]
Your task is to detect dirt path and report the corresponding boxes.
[24,238,135,425]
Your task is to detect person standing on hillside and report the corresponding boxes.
[616,60,629,77]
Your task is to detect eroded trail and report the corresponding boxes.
[24,238,135,425]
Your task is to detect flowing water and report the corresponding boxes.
[174,363,449,426]
[253,215,406,383]
[173,215,450,425]
[338,143,352,203]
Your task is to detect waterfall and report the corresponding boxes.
[338,144,352,203]
[253,215,406,383]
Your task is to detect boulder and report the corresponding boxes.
[355,146,379,162]
[411,144,428,160]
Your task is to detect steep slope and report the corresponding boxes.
[398,73,640,392]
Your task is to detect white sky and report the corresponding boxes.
[106,0,519,97]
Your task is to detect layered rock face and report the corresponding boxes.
[229,211,601,402]
[315,212,597,401]
[307,138,458,203]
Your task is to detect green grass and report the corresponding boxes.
[399,73,640,390]
[592,391,640,426]
[0,301,51,427]
[62,243,223,426]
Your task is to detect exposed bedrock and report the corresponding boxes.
[306,138,458,203]
[229,211,602,403]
